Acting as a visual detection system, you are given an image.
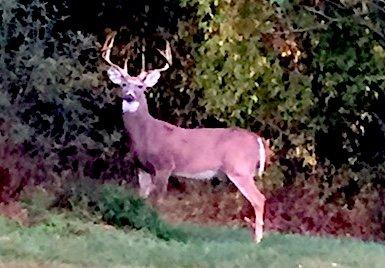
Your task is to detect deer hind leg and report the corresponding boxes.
[227,173,266,243]
[138,169,155,198]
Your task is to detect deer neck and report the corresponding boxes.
[122,95,155,143]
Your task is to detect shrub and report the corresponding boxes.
[0,0,134,200]
[179,0,385,190]
[279,0,385,169]
[55,179,186,241]
[264,165,385,242]
[98,184,186,241]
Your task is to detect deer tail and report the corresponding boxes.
[256,136,266,177]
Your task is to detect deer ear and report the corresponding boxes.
[107,67,125,85]
[143,70,161,87]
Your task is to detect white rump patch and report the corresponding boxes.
[257,137,266,177]
[173,170,218,180]
[122,100,140,113]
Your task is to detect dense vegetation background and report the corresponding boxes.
[1,0,385,241]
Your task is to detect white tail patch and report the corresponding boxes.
[257,137,266,177]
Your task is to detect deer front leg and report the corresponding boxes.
[227,174,266,243]
[138,169,155,198]
[152,169,172,203]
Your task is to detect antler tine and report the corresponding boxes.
[101,32,118,67]
[156,40,172,72]
[121,43,131,73]
[141,44,146,73]
[101,31,128,75]
[123,55,129,73]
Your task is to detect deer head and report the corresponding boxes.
[101,31,172,113]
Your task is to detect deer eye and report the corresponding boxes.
[138,85,143,89]
[122,83,127,87]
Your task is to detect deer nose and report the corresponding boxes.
[124,94,135,102]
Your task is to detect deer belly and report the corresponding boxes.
[172,170,218,180]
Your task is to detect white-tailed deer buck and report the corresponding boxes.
[101,31,270,243]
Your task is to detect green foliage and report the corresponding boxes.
[181,0,314,130]
[97,184,186,241]
[0,0,133,200]
[179,0,318,185]
[56,180,186,241]
[179,0,385,189]
[276,0,385,167]
[313,21,385,166]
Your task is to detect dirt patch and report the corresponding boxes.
[0,201,29,226]
[154,177,385,242]
[152,179,251,228]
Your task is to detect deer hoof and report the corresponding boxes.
[254,234,262,243]
[244,217,263,243]
[254,224,263,243]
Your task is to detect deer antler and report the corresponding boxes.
[156,41,172,71]
[102,31,172,83]
[101,31,131,77]
[138,40,173,80]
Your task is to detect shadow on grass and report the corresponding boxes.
[178,224,252,243]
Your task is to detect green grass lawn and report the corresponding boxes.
[1,214,385,268]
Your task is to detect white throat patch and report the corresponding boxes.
[257,137,266,177]
[122,100,140,113]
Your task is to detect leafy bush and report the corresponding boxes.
[0,0,134,201]
[98,184,186,241]
[179,0,385,189]
[265,167,385,242]
[179,0,320,183]
[279,0,385,168]
[180,0,313,133]
[55,179,186,241]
